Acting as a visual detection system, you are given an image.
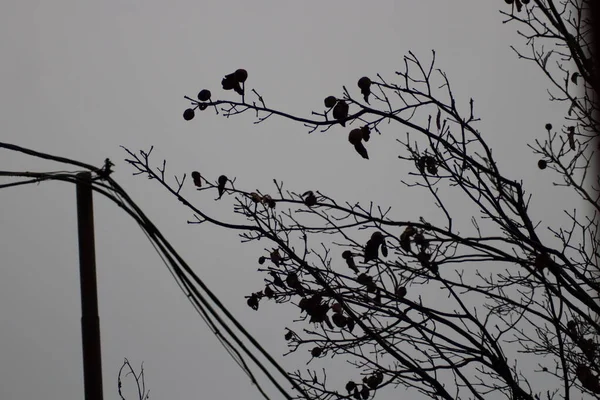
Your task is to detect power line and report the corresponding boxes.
[0,142,309,400]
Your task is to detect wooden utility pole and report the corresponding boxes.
[76,172,104,400]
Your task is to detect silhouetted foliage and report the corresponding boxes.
[125,1,599,399]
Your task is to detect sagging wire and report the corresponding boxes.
[101,177,281,400]
[103,174,310,400]
[135,217,272,400]
[0,142,307,400]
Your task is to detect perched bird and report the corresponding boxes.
[332,100,349,126]
[217,175,228,198]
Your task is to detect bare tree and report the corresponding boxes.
[124,1,600,399]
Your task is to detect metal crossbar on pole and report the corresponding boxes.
[76,172,104,400]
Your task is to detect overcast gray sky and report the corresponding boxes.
[0,1,576,399]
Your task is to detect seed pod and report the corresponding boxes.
[357,76,372,103]
[381,242,388,257]
[324,96,337,108]
[191,171,202,187]
[360,386,370,400]
[401,226,417,239]
[353,142,369,159]
[183,108,195,121]
[247,293,259,310]
[567,320,579,341]
[311,347,323,357]
[357,76,371,90]
[361,126,371,142]
[217,175,228,197]
[396,286,407,298]
[197,89,211,101]
[515,0,522,12]
[285,272,300,289]
[425,157,438,175]
[535,253,551,271]
[371,231,384,244]
[364,238,381,262]
[250,192,262,203]
[345,381,356,392]
[348,128,363,145]
[567,126,575,150]
[235,69,248,83]
[414,232,426,248]
[332,313,347,328]
[346,318,355,332]
[302,191,317,207]
[400,236,411,252]
[270,249,282,266]
[357,273,373,286]
[222,72,243,95]
[264,286,274,298]
[346,256,359,273]
[333,101,349,126]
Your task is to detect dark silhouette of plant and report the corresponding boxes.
[118,359,150,400]
[125,1,599,399]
